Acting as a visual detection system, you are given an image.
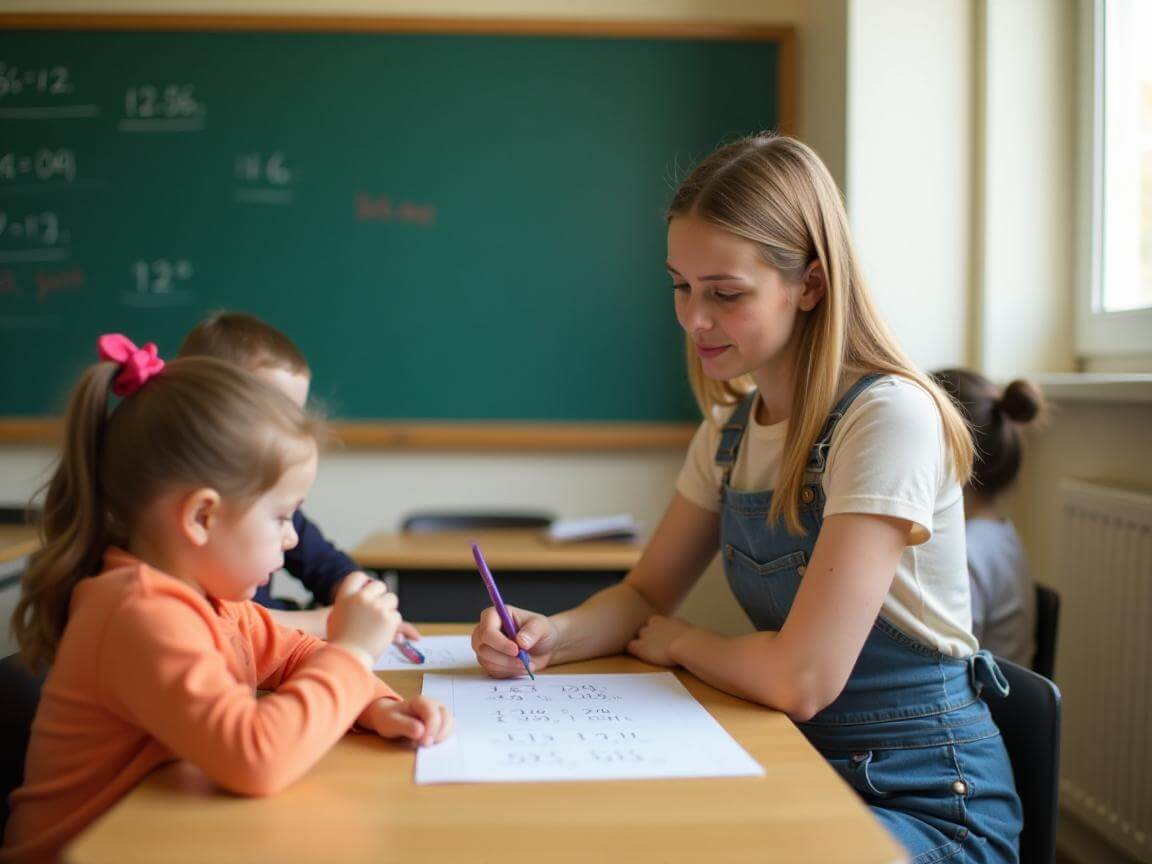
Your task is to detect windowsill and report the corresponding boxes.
[1031,373,1152,403]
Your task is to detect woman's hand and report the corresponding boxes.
[627,615,695,667]
[471,605,559,678]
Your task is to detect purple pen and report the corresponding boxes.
[471,542,535,680]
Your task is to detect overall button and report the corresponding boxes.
[796,565,807,576]
[850,752,868,765]
[724,544,734,560]
[801,487,816,504]
[951,780,968,796]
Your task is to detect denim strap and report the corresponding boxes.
[968,649,1010,698]
[805,373,887,474]
[714,392,758,496]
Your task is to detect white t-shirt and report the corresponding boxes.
[965,518,1035,667]
[676,375,978,658]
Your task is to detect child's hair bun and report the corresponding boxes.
[997,379,1045,424]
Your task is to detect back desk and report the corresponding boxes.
[353,529,641,621]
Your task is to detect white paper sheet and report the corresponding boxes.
[415,672,764,784]
[373,635,481,671]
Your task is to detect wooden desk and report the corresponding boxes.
[353,530,643,622]
[65,625,906,864]
[0,524,38,567]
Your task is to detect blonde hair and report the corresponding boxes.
[669,134,973,533]
[12,356,322,670]
[179,311,309,375]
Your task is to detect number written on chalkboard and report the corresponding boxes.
[0,211,66,246]
[0,63,72,98]
[124,85,203,119]
[0,150,77,184]
[132,258,194,295]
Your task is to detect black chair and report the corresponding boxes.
[983,657,1062,864]
[1032,583,1061,681]
[400,510,555,534]
[0,652,45,839]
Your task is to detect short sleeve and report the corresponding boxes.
[822,379,946,545]
[675,418,724,512]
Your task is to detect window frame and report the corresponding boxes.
[1076,0,1152,359]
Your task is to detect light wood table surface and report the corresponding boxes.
[353,529,642,571]
[0,524,38,566]
[66,624,906,864]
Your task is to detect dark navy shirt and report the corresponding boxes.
[253,510,360,609]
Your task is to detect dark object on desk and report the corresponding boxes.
[1032,583,1061,681]
[400,511,555,534]
[396,569,623,622]
[982,657,1062,864]
[0,652,45,839]
[0,505,40,526]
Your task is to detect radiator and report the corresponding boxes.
[1057,479,1152,864]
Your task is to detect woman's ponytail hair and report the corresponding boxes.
[931,369,1046,498]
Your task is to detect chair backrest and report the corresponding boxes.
[983,657,1062,864]
[1032,583,1061,680]
[0,652,45,839]
[400,510,555,534]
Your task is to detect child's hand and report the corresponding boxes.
[364,696,453,747]
[332,572,421,645]
[471,605,558,678]
[626,615,693,667]
[327,572,400,663]
[395,620,423,643]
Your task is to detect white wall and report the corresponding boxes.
[843,0,973,372]
[978,0,1077,377]
[797,0,848,187]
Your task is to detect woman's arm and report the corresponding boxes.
[632,512,909,721]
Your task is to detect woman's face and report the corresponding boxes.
[667,215,808,383]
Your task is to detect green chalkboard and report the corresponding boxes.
[0,19,786,424]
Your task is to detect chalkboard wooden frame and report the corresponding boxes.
[0,14,794,450]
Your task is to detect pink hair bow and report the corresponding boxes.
[97,333,166,397]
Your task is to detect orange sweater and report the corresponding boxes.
[2,549,398,864]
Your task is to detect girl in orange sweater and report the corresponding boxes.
[3,335,452,864]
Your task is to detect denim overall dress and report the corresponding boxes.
[717,375,1022,863]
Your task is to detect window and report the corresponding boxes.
[1078,0,1152,357]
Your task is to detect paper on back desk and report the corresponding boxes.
[374,635,481,671]
[415,671,764,784]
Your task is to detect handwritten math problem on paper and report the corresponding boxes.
[415,672,764,784]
